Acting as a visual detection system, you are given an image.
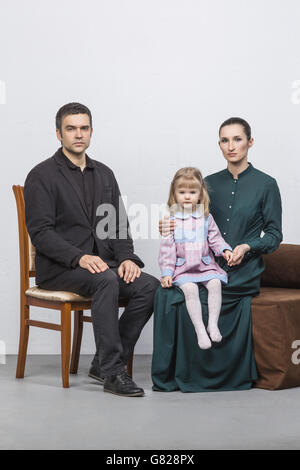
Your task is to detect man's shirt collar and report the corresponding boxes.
[59,147,94,170]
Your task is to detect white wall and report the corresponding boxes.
[1,0,300,354]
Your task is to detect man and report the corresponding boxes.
[24,102,159,397]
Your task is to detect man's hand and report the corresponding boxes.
[161,276,173,288]
[79,255,109,274]
[227,244,250,267]
[118,260,141,283]
[222,249,233,264]
[159,215,176,237]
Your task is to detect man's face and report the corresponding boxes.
[56,113,92,155]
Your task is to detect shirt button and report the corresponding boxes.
[229,205,232,209]
[232,192,235,195]
[223,232,226,235]
[227,219,229,221]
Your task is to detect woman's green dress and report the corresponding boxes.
[151,163,282,392]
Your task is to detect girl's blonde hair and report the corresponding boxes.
[167,167,210,218]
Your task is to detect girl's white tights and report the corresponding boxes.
[180,279,222,349]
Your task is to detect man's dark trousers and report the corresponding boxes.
[40,267,159,377]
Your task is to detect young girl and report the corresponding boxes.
[158,167,232,350]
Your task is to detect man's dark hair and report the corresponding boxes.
[56,102,93,132]
[219,117,251,140]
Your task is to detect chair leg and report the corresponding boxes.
[70,310,83,374]
[16,302,30,379]
[61,303,71,388]
[127,353,133,378]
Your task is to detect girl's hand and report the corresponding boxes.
[222,249,233,264]
[159,216,176,237]
[161,276,173,288]
[228,244,250,267]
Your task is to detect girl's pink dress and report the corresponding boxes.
[158,210,232,286]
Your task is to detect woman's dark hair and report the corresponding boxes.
[219,117,251,140]
[56,102,92,132]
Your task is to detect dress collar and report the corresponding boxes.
[173,211,203,220]
[226,162,253,179]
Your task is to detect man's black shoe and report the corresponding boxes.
[88,365,104,385]
[103,371,145,397]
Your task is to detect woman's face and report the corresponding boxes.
[219,124,253,165]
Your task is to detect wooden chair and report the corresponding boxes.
[13,185,133,388]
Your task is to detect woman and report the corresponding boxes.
[152,117,282,392]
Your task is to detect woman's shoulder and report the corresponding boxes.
[251,166,278,185]
[205,165,278,187]
[204,169,227,183]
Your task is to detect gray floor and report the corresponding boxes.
[1,355,300,450]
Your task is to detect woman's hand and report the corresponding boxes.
[161,276,173,288]
[159,215,176,236]
[227,244,250,267]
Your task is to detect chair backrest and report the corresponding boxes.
[13,185,36,293]
[261,243,300,289]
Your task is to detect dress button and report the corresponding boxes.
[223,232,226,235]
[229,206,232,208]
[227,219,229,221]
[232,192,234,195]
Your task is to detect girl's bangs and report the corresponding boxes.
[176,177,201,190]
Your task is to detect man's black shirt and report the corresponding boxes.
[59,148,95,223]
[59,148,98,264]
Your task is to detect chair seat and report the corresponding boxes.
[252,286,300,390]
[25,286,91,302]
[252,286,300,304]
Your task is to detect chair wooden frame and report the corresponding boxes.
[13,185,132,388]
